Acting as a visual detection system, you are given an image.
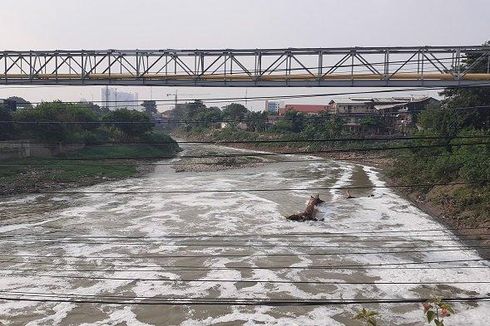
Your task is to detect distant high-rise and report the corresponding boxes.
[264,100,282,114]
[101,87,138,110]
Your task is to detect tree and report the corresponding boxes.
[274,119,293,132]
[246,111,268,132]
[418,105,463,138]
[102,109,152,139]
[13,101,99,142]
[359,116,387,135]
[283,111,305,133]
[5,96,32,110]
[141,100,158,115]
[0,106,14,140]
[78,101,109,117]
[222,103,248,121]
[194,106,222,129]
[440,41,490,129]
[325,115,345,137]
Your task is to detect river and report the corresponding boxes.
[0,144,489,325]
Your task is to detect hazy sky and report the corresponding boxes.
[1,0,489,110]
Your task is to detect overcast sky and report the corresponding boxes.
[1,0,489,110]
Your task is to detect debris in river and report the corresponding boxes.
[286,194,324,222]
[345,189,355,199]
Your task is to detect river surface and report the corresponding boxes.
[0,144,489,325]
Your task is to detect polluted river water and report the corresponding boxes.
[0,144,489,325]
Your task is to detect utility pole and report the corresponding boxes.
[105,86,109,109]
[166,90,210,110]
[167,89,178,110]
[175,89,178,109]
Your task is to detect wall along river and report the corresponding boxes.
[0,143,489,325]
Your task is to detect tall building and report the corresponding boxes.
[264,100,282,114]
[101,87,138,110]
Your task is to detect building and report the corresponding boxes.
[264,100,282,114]
[328,99,373,115]
[101,87,138,110]
[334,96,439,133]
[278,104,330,116]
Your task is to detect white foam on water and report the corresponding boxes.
[330,165,354,201]
[182,305,345,326]
[0,150,489,325]
[0,213,68,234]
[79,306,152,326]
[0,194,43,205]
[25,302,76,326]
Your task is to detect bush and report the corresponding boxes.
[12,102,99,142]
[102,109,152,139]
[142,131,181,154]
[0,107,15,140]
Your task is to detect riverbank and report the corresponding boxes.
[0,144,179,197]
[171,155,272,172]
[390,183,490,259]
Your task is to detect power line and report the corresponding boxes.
[1,134,489,146]
[2,83,490,107]
[16,180,489,195]
[2,234,488,244]
[1,226,487,239]
[1,258,485,271]
[0,292,487,306]
[0,259,490,273]
[1,238,488,250]
[3,235,488,243]
[11,142,487,162]
[2,103,490,125]
[1,272,488,286]
[0,151,486,167]
[2,247,489,260]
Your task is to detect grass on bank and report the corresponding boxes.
[0,144,178,187]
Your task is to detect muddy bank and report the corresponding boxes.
[0,160,154,198]
[172,155,271,172]
[389,184,490,260]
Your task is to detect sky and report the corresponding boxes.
[1,0,489,110]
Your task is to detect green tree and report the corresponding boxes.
[102,109,152,139]
[360,116,387,135]
[246,111,268,132]
[418,105,463,138]
[0,106,14,140]
[222,103,248,121]
[5,96,32,110]
[141,100,158,115]
[325,115,345,137]
[440,41,490,129]
[193,106,222,129]
[274,119,293,132]
[13,101,99,142]
[283,111,305,133]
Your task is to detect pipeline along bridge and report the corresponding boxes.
[1,46,490,87]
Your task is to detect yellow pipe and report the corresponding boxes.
[2,73,490,81]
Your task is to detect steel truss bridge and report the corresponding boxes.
[1,46,490,87]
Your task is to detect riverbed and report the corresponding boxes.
[0,144,489,325]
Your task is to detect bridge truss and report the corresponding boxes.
[1,46,490,87]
